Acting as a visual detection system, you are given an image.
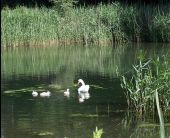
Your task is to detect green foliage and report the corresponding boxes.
[120,55,170,116]
[51,0,77,15]
[1,3,170,47]
[153,13,170,42]
[93,127,103,138]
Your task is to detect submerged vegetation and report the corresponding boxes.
[119,54,170,117]
[1,2,170,47]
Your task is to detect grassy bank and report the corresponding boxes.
[1,3,170,47]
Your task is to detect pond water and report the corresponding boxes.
[1,43,170,138]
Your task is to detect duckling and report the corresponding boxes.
[64,89,70,97]
[40,91,51,97]
[46,91,51,96]
[32,90,38,97]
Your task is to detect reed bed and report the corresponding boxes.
[119,54,170,117]
[1,3,170,47]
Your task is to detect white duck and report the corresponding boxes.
[40,91,51,97]
[64,89,70,97]
[78,79,90,94]
[32,90,38,97]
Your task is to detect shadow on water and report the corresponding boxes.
[1,43,170,137]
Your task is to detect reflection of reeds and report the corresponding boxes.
[1,45,128,79]
[1,3,170,47]
[121,111,170,138]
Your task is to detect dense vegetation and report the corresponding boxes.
[2,0,169,8]
[1,1,170,47]
[1,1,169,137]
[119,54,170,117]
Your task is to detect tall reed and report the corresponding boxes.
[1,3,170,47]
[119,54,170,116]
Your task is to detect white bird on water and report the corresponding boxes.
[32,90,38,97]
[77,79,90,94]
[40,91,51,97]
[64,89,70,97]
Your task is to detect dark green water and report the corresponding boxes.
[1,43,170,138]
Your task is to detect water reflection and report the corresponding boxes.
[78,92,90,103]
[121,112,170,138]
[1,43,170,138]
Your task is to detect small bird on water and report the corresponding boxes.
[40,91,51,97]
[32,90,38,97]
[64,89,70,97]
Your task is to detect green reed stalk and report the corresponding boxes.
[120,55,170,116]
[155,89,165,138]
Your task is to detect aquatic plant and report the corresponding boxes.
[121,111,170,138]
[155,89,165,138]
[1,3,170,47]
[120,55,170,116]
[93,127,103,138]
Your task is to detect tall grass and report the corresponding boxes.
[119,54,170,116]
[1,3,170,47]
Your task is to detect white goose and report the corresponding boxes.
[77,79,90,94]
[32,90,38,97]
[40,91,51,97]
[64,89,70,97]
